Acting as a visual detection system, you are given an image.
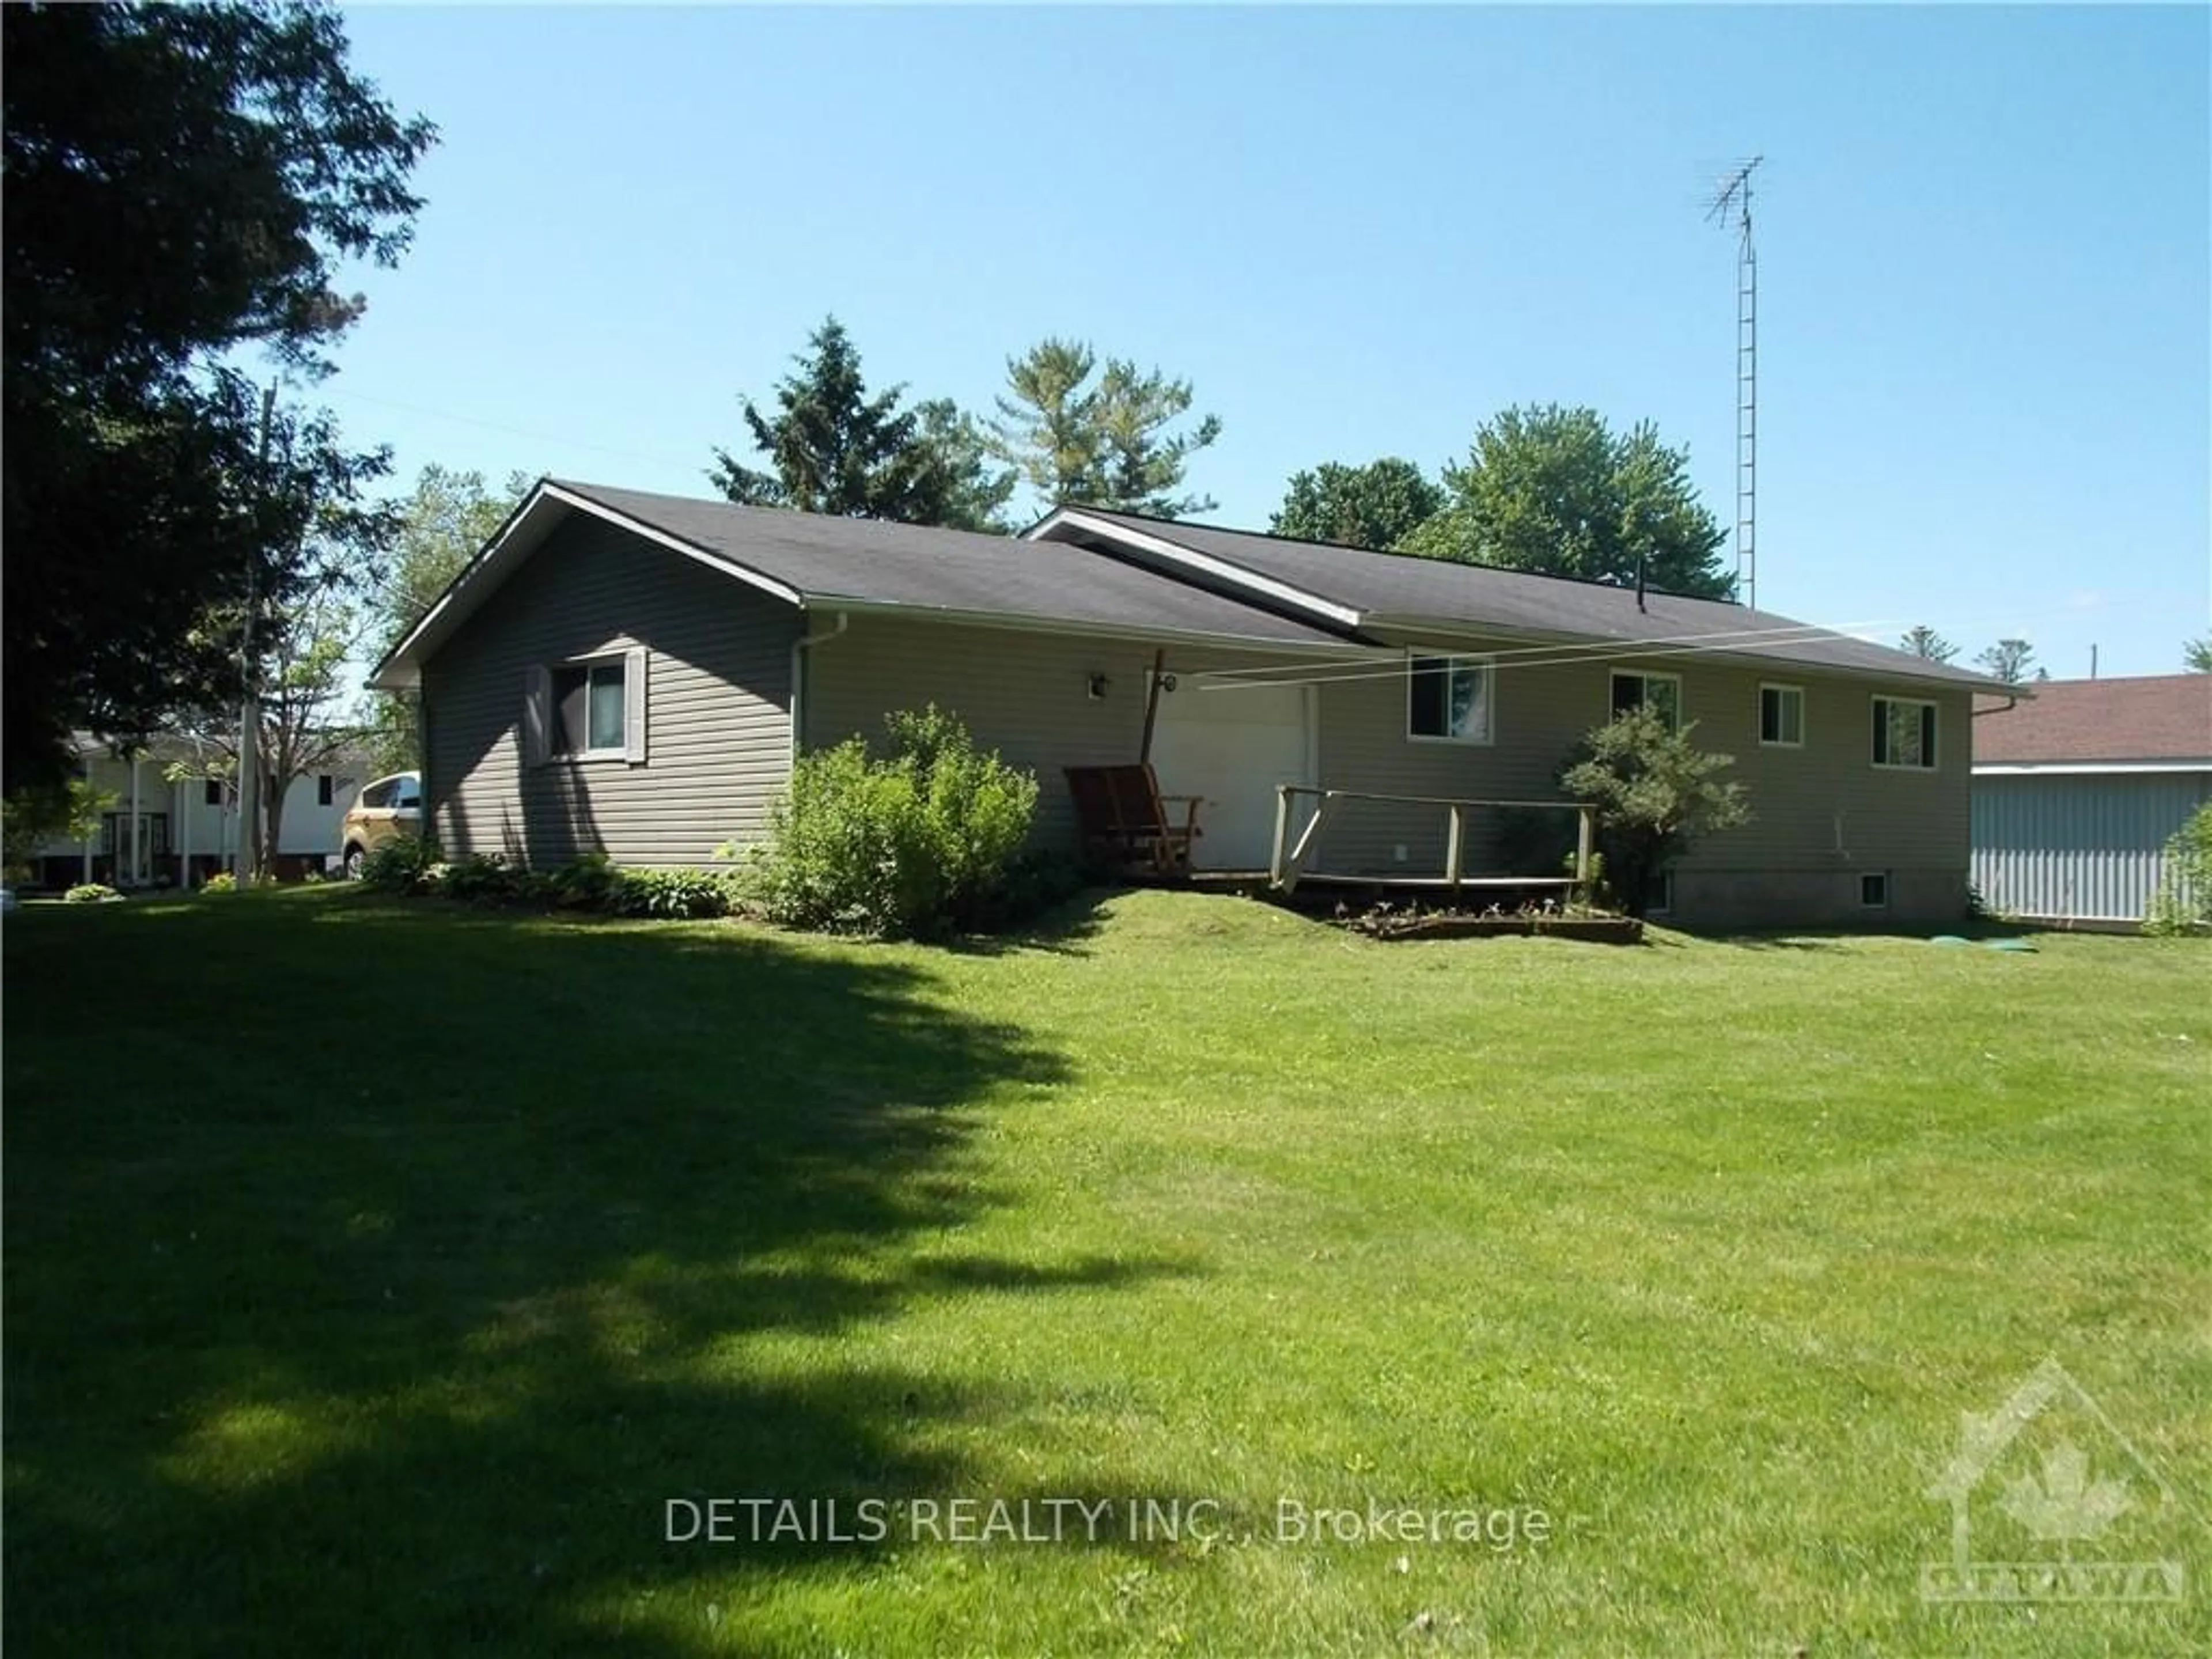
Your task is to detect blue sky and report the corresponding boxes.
[327,4,2209,678]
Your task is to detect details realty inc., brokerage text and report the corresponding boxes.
[666,1495,1556,1550]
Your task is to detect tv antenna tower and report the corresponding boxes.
[1706,156,1763,612]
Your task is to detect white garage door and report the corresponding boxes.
[1148,674,1315,871]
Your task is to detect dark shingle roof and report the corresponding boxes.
[552,482,1351,647]
[1974,675,2212,766]
[1050,507,1998,688]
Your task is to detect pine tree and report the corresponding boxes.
[990,339,1220,517]
[710,318,956,523]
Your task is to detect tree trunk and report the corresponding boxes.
[259,767,285,877]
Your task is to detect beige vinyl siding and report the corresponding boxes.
[423,516,797,868]
[801,614,1332,851]
[1664,665,1971,873]
[1311,643,1609,874]
[1308,640,1972,905]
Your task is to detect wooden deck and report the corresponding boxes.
[1158,868,1584,913]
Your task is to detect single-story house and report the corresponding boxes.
[371,479,1997,927]
[1971,674,2212,926]
[29,733,376,890]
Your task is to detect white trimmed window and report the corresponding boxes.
[1871,695,1937,770]
[1759,683,1805,747]
[1407,655,1494,744]
[525,648,647,766]
[1611,669,1682,732]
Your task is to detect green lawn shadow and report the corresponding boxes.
[2,894,1190,1655]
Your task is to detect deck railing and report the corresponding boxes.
[1270,785,1596,898]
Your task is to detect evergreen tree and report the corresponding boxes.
[990,339,1221,517]
[1899,626,1960,663]
[709,317,957,524]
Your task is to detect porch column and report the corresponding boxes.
[176,777,191,888]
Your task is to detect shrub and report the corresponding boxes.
[429,853,524,905]
[2143,803,2212,935]
[199,872,238,895]
[63,882,123,903]
[610,867,733,920]
[1558,708,1751,919]
[359,836,441,894]
[743,704,1039,938]
[545,851,620,911]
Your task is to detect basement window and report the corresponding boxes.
[1861,872,1890,908]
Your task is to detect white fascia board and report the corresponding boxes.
[1028,509,1365,632]
[370,483,806,691]
[1972,760,2212,776]
[817,597,1378,657]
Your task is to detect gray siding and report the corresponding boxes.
[423,517,797,868]
[1972,771,2211,923]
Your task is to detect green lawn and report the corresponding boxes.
[5,888,2207,1656]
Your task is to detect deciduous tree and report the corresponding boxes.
[175,413,401,866]
[1271,459,1444,551]
[3,0,434,793]
[365,466,530,770]
[1398,405,1734,599]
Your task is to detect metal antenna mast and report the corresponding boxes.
[1706,156,1763,612]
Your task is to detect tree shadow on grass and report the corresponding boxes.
[2,896,1189,1656]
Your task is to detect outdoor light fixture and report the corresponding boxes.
[1087,673,1110,700]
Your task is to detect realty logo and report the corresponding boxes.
[1921,1356,2186,1604]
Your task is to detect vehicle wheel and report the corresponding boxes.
[344,845,366,880]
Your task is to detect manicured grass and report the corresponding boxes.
[5,888,2207,1656]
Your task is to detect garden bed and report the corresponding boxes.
[1343,908,1644,943]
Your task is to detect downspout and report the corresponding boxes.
[789,610,850,763]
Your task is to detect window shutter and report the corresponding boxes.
[1921,703,1938,768]
[524,665,551,767]
[623,647,648,765]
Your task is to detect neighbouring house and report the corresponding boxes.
[371,479,1998,927]
[29,733,376,890]
[1971,675,2212,927]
